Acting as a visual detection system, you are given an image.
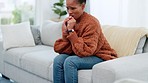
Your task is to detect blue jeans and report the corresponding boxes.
[53,54,104,83]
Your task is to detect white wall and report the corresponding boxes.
[90,0,120,25]
[126,0,148,27]
[35,0,59,26]
[90,0,148,28]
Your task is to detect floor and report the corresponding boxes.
[0,74,15,83]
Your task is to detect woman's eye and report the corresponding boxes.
[71,8,75,10]
[66,7,76,10]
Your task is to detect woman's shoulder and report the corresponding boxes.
[82,12,100,25]
[79,12,102,32]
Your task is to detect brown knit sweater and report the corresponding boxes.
[54,12,117,60]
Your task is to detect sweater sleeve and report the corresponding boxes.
[67,24,100,57]
[54,39,73,54]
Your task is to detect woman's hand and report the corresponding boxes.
[62,16,76,39]
[62,17,71,39]
[67,16,76,30]
[62,22,68,39]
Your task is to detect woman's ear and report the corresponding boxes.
[81,3,86,10]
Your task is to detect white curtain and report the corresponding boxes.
[90,0,148,28]
[35,0,52,26]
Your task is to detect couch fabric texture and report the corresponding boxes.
[114,78,147,83]
[0,21,148,83]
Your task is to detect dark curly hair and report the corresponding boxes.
[77,0,86,4]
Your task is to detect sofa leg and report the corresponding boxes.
[2,74,10,80]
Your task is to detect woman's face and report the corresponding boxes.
[66,0,85,20]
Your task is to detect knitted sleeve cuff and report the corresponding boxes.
[66,31,78,44]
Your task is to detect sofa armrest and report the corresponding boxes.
[92,53,148,83]
[0,40,5,74]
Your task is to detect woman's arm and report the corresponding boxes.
[67,24,100,57]
[54,17,73,54]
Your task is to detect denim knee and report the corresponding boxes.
[64,56,78,68]
[54,54,69,65]
[63,56,78,83]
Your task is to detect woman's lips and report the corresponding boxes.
[69,15,74,17]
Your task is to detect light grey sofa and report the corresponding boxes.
[114,78,147,83]
[0,21,148,83]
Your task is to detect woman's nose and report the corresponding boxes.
[68,9,72,14]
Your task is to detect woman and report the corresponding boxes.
[53,0,118,83]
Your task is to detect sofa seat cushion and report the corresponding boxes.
[47,65,93,82]
[21,49,57,81]
[78,70,92,83]
[4,45,51,67]
[4,45,58,81]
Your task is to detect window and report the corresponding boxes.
[0,0,35,25]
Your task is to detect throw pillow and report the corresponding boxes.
[30,25,42,45]
[0,22,35,50]
[41,20,62,46]
[143,38,148,53]
[135,36,146,54]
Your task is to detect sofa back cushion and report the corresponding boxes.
[41,20,62,46]
[102,25,148,57]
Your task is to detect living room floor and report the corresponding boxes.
[0,74,15,83]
